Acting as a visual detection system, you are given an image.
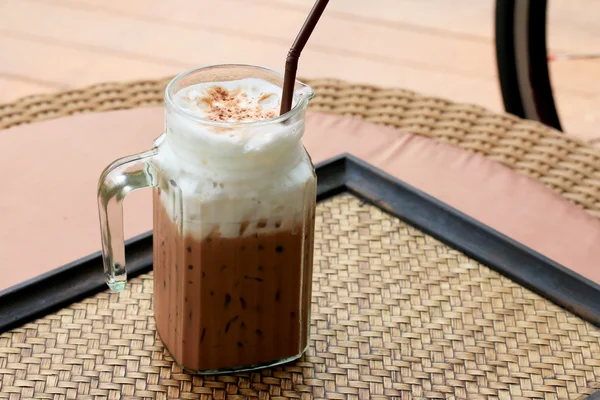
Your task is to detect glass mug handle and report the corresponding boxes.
[97,148,158,292]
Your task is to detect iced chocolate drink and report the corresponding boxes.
[148,66,316,373]
[97,65,316,373]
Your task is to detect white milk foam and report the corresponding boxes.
[176,78,281,122]
[155,78,315,240]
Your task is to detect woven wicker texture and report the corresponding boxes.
[1,194,599,400]
[1,78,600,219]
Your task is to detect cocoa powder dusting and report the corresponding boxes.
[197,86,280,123]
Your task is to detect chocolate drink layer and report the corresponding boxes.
[153,190,315,371]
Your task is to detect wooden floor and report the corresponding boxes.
[0,0,598,142]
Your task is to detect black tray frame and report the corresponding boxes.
[2,153,600,337]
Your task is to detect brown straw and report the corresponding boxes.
[280,0,330,115]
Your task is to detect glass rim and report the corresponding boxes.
[164,63,313,127]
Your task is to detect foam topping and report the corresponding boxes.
[158,78,314,239]
[175,78,282,122]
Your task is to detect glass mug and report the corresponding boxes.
[97,64,316,374]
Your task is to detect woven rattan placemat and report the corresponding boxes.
[1,194,599,399]
[1,78,599,219]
